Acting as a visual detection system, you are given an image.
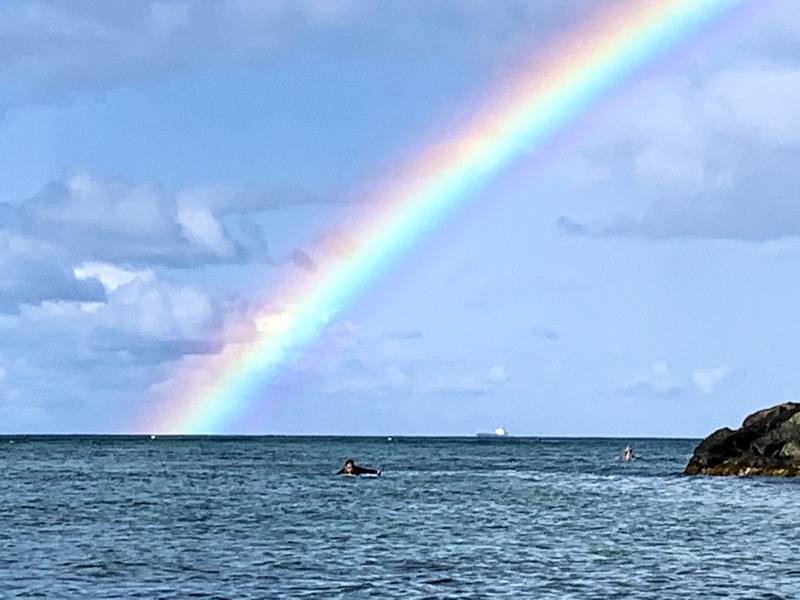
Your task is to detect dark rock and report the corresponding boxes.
[685,402,800,476]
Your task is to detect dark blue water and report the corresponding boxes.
[1,436,798,598]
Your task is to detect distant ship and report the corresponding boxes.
[476,426,509,439]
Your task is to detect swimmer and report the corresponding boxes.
[620,445,635,462]
[337,458,380,476]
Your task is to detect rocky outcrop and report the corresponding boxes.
[685,402,800,476]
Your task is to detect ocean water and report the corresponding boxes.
[1,436,798,598]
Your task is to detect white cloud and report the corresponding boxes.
[57,173,171,235]
[621,361,732,398]
[558,69,800,242]
[692,365,731,395]
[0,231,105,313]
[557,63,800,238]
[176,204,235,257]
[489,365,510,384]
[0,173,319,280]
[704,66,800,146]
[74,261,154,293]
[33,264,216,341]
[107,276,214,340]
[621,359,681,398]
[612,67,800,191]
[645,360,674,394]
[6,173,216,267]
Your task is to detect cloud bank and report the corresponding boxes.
[556,65,800,242]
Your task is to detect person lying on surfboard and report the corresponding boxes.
[337,458,380,476]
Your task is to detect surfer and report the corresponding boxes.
[337,458,380,476]
[620,445,635,462]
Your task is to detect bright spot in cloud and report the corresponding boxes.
[489,365,510,384]
[74,262,154,293]
[693,366,730,395]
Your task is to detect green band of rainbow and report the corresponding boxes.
[150,0,745,434]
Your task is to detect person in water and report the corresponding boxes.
[337,458,380,476]
[620,445,635,462]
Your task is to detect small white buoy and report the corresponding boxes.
[150,435,156,440]
[387,436,392,442]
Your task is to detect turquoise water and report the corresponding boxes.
[1,436,798,598]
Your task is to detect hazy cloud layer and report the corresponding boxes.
[0,230,105,314]
[0,172,328,314]
[1,173,285,268]
[556,64,800,241]
[0,0,610,116]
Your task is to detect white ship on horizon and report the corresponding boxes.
[476,426,509,438]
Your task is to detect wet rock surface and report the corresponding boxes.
[685,402,800,476]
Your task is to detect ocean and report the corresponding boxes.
[1,436,798,598]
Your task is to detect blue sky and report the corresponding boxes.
[2,0,800,435]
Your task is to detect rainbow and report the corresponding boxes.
[151,0,745,433]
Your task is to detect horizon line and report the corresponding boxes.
[0,433,702,440]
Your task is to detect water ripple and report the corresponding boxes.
[1,436,797,597]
